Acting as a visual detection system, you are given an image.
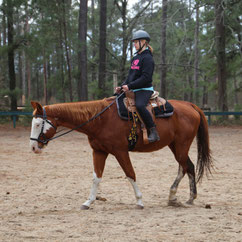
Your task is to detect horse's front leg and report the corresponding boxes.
[81,149,108,210]
[114,151,144,209]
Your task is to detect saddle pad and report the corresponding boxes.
[116,93,174,120]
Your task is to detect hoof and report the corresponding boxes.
[136,204,144,209]
[96,196,107,202]
[168,199,185,207]
[81,205,90,210]
[186,200,194,205]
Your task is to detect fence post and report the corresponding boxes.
[13,115,16,128]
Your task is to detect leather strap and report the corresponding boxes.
[125,91,149,144]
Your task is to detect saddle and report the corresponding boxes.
[116,91,174,149]
[124,90,166,115]
[117,91,174,121]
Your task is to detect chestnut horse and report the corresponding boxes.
[30,96,212,209]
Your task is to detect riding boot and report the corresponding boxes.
[148,127,160,143]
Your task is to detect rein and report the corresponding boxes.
[30,93,124,145]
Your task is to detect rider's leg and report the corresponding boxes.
[135,90,160,143]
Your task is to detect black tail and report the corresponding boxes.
[192,104,213,183]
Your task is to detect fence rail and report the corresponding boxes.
[203,111,242,125]
[0,111,242,128]
[0,111,32,128]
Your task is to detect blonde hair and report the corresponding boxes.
[147,43,153,53]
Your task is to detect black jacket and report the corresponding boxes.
[122,49,154,90]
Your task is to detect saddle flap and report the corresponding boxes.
[123,91,136,112]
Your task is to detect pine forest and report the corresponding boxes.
[0,0,241,112]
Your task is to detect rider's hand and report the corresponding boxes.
[122,85,129,92]
[115,86,122,93]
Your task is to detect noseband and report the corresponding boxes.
[30,107,56,145]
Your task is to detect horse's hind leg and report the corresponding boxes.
[168,156,197,206]
[114,151,144,209]
[186,157,197,205]
[168,165,185,206]
[168,142,197,206]
[81,149,108,210]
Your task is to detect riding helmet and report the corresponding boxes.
[131,30,151,42]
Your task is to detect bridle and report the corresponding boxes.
[30,92,124,146]
[30,106,57,145]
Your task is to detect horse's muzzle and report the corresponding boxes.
[30,141,44,154]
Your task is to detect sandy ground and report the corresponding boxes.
[0,124,242,241]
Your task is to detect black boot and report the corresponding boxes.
[148,127,160,143]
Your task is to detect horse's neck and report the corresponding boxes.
[46,100,108,130]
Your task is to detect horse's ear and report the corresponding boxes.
[31,101,43,114]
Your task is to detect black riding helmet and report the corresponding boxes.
[131,30,151,53]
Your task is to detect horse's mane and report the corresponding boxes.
[46,99,110,124]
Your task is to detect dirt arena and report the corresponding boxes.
[0,124,241,241]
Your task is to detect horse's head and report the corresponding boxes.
[30,101,57,154]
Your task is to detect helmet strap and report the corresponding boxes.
[135,39,146,54]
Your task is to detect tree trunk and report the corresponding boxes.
[160,0,168,98]
[25,6,31,101]
[78,0,88,101]
[98,0,107,98]
[60,48,66,102]
[233,74,238,106]
[236,17,242,57]
[17,52,22,90]
[36,66,40,101]
[0,24,1,48]
[202,76,209,108]
[57,40,66,102]
[130,40,133,59]
[7,0,17,111]
[194,3,199,105]
[2,2,7,46]
[91,0,97,85]
[1,1,8,90]
[62,0,73,102]
[16,5,26,106]
[43,53,48,105]
[185,68,193,102]
[26,59,31,99]
[120,0,128,82]
[57,3,66,102]
[215,0,228,111]
[47,56,52,100]
[21,50,26,105]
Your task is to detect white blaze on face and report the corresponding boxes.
[30,117,53,153]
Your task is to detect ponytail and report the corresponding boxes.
[147,44,153,53]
